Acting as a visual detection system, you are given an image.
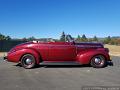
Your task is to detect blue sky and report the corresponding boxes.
[0,0,120,39]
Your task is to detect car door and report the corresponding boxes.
[48,42,76,61]
[37,43,49,61]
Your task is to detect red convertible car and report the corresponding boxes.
[4,39,111,69]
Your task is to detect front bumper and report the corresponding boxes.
[107,61,113,66]
[107,56,113,66]
[107,55,113,66]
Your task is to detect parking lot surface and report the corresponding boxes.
[0,56,120,90]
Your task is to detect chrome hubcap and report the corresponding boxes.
[25,58,32,65]
[94,58,101,64]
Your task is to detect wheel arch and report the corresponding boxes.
[89,54,107,64]
[19,48,42,64]
[90,54,107,68]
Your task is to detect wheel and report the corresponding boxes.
[90,55,106,68]
[21,54,36,69]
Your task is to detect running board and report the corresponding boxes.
[39,61,80,65]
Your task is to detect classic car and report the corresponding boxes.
[4,37,111,69]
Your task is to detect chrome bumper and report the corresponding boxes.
[4,56,7,60]
[3,56,8,61]
[107,60,113,66]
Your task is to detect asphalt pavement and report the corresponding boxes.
[0,56,120,90]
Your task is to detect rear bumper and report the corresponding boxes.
[3,56,8,61]
[4,56,7,60]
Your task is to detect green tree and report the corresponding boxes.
[88,38,93,42]
[104,36,111,44]
[93,36,98,42]
[0,33,5,40]
[107,36,111,41]
[28,36,36,41]
[22,37,27,41]
[0,33,11,40]
[5,36,11,40]
[76,35,81,42]
[60,31,66,42]
[81,34,88,42]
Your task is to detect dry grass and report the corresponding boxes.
[105,44,120,56]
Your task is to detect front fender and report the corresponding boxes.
[7,48,40,64]
[76,50,110,64]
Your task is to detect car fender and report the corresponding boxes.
[8,48,40,64]
[76,50,109,64]
[19,48,41,64]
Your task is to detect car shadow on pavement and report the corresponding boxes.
[37,64,91,68]
[14,60,114,68]
[14,62,114,69]
[15,63,91,68]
